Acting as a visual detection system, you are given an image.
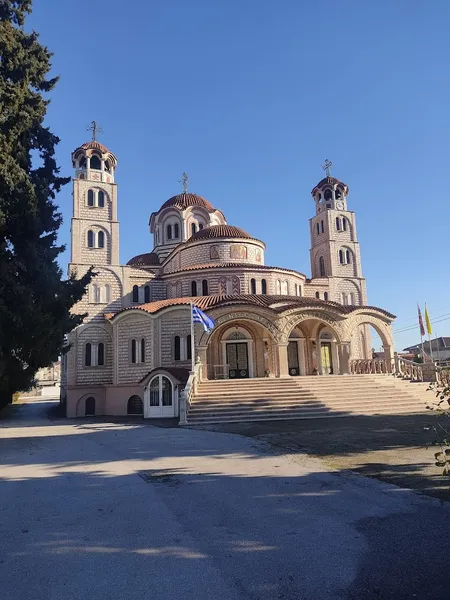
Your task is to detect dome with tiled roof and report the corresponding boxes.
[159,192,216,213]
[311,175,348,195]
[187,224,259,243]
[72,140,118,168]
[126,252,160,267]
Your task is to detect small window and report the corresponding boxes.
[90,155,101,170]
[339,249,344,264]
[174,336,181,361]
[276,280,281,294]
[343,218,347,231]
[346,249,351,264]
[326,204,331,209]
[319,256,325,277]
[324,292,329,301]
[261,279,267,294]
[187,334,192,360]
[127,395,143,415]
[132,285,139,303]
[297,285,302,296]
[321,220,324,233]
[98,343,104,366]
[85,396,95,416]
[87,189,94,207]
[167,224,172,240]
[104,284,111,303]
[85,343,92,366]
[98,231,105,248]
[324,189,332,201]
[191,223,197,236]
[98,190,105,208]
[131,339,137,363]
[144,285,150,303]
[93,284,100,303]
[141,338,145,362]
[191,281,197,296]
[87,230,94,248]
[336,217,341,231]
[199,223,204,230]
[316,223,320,235]
[250,278,256,294]
[315,292,320,299]
[202,279,208,295]
[174,223,179,238]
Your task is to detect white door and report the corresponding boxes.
[148,376,174,417]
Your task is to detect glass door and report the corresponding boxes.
[148,375,174,417]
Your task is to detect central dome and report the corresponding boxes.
[187,224,257,243]
[159,192,215,213]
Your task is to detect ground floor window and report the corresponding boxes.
[85,396,95,416]
[127,395,143,415]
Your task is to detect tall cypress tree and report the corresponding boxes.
[0,1,92,408]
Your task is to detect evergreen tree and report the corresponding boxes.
[0,0,92,408]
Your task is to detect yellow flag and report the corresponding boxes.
[424,305,432,335]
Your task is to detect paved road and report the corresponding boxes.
[1,400,450,600]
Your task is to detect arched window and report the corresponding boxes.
[174,336,181,361]
[104,284,111,303]
[336,217,341,231]
[132,285,139,303]
[191,223,197,237]
[339,249,344,264]
[202,279,208,295]
[98,190,105,208]
[324,189,332,201]
[335,188,342,199]
[90,155,101,170]
[297,285,302,296]
[144,285,150,303]
[85,343,92,366]
[97,231,105,248]
[174,223,179,238]
[343,218,347,231]
[276,280,281,294]
[316,223,320,235]
[187,335,192,360]
[198,223,204,230]
[141,338,145,362]
[346,249,351,264]
[324,292,329,301]
[87,230,94,248]
[85,396,95,416]
[167,224,172,240]
[87,189,94,207]
[350,293,355,305]
[319,256,325,277]
[97,343,104,366]
[315,291,320,299]
[191,281,197,296]
[131,339,137,363]
[261,279,267,294]
[250,278,256,294]
[321,220,324,233]
[93,284,100,303]
[127,395,143,415]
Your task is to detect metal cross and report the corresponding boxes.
[87,120,103,141]
[178,171,190,193]
[322,159,333,177]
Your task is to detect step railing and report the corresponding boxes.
[179,359,202,425]
[349,358,393,375]
[394,355,424,381]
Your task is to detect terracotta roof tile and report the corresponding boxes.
[165,262,303,277]
[159,193,215,212]
[127,252,160,267]
[187,225,256,243]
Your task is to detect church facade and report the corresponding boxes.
[61,139,395,418]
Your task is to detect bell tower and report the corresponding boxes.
[309,160,367,306]
[70,123,119,268]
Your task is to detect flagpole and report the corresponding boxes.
[425,304,434,363]
[418,303,425,362]
[190,302,195,372]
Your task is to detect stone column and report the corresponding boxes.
[338,342,351,375]
[277,342,290,378]
[197,346,208,380]
[383,344,394,372]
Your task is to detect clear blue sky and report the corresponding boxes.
[28,0,450,351]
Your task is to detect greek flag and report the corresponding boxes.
[192,305,215,332]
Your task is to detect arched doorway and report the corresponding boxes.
[288,327,306,376]
[85,396,96,416]
[222,328,252,379]
[148,375,174,417]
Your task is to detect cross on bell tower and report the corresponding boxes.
[322,159,333,177]
[87,120,103,141]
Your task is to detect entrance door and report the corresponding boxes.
[148,375,174,417]
[288,341,300,376]
[321,342,333,375]
[226,342,249,379]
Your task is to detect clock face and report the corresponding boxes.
[336,201,344,210]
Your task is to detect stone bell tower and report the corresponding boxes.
[70,122,119,268]
[309,160,367,307]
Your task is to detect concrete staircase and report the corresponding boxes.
[186,375,433,424]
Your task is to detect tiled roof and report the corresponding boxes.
[127,252,160,267]
[107,294,395,319]
[77,141,110,154]
[186,225,258,243]
[311,176,348,194]
[164,262,304,277]
[159,193,215,213]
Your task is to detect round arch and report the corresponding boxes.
[343,312,393,349]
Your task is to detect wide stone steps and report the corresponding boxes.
[186,375,429,424]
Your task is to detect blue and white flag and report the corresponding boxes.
[192,305,215,332]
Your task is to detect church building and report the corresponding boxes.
[61,138,395,419]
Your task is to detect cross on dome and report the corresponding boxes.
[178,171,190,193]
[87,120,103,141]
[322,159,333,177]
